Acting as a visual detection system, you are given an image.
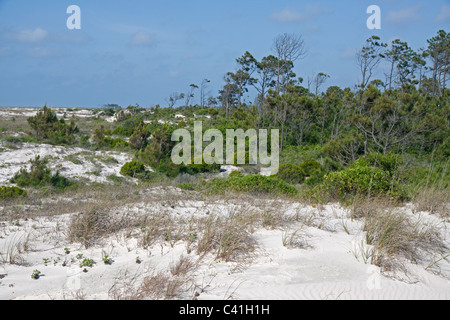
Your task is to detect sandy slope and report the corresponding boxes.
[1,198,449,300]
[0,143,133,185]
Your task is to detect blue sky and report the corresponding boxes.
[0,0,449,108]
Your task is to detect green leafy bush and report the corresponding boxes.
[298,159,325,186]
[0,186,27,199]
[10,155,76,190]
[352,152,403,176]
[322,155,406,201]
[27,105,79,144]
[277,164,305,184]
[277,159,325,186]
[113,117,144,137]
[10,155,51,188]
[206,174,298,195]
[110,138,129,149]
[120,160,146,177]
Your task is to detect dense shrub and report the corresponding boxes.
[353,152,404,176]
[113,117,144,137]
[129,124,151,150]
[0,186,27,199]
[299,159,325,185]
[206,174,298,195]
[277,159,325,186]
[10,155,51,188]
[27,105,79,144]
[152,161,219,178]
[10,155,76,191]
[92,124,129,150]
[323,155,406,201]
[120,160,146,178]
[277,164,305,184]
[110,138,129,149]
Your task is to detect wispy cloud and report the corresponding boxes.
[386,6,421,26]
[4,27,48,43]
[26,46,65,58]
[129,31,157,47]
[270,5,332,23]
[436,4,450,23]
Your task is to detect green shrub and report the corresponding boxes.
[0,186,27,199]
[50,171,76,190]
[323,156,406,201]
[277,164,305,184]
[10,155,51,188]
[110,138,129,149]
[10,155,75,191]
[229,170,244,178]
[353,152,403,176]
[277,160,325,186]
[299,159,325,186]
[206,174,298,196]
[27,105,79,144]
[120,160,146,178]
[113,117,144,137]
[184,163,220,175]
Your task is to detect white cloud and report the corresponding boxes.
[436,4,450,23]
[271,5,332,23]
[130,31,156,47]
[5,28,48,43]
[271,8,304,23]
[386,6,421,25]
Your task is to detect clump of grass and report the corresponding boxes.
[196,212,257,262]
[363,208,446,272]
[412,187,449,218]
[282,228,310,249]
[67,207,111,248]
[109,255,198,300]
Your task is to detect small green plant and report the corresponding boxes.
[80,258,94,268]
[31,270,41,280]
[64,248,71,254]
[102,255,113,265]
[76,253,84,260]
[136,256,142,264]
[43,258,50,266]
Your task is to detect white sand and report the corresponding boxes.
[1,198,449,300]
[0,143,133,185]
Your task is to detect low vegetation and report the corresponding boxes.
[0,186,27,199]
[10,155,76,191]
